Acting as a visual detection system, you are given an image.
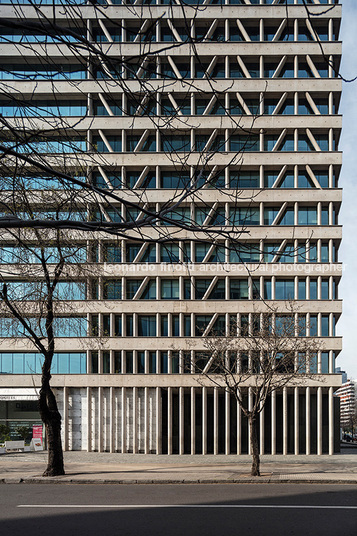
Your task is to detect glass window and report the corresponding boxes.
[171,352,179,373]
[310,279,318,300]
[140,280,156,300]
[138,315,156,336]
[126,279,141,299]
[195,316,212,336]
[309,316,318,337]
[172,315,180,337]
[275,280,295,300]
[160,171,190,189]
[321,279,329,300]
[161,279,179,299]
[230,134,259,152]
[230,279,249,299]
[160,352,168,374]
[137,352,145,374]
[114,315,122,336]
[161,315,168,337]
[149,351,156,373]
[162,135,191,152]
[321,316,329,337]
[230,207,260,226]
[126,351,133,374]
[195,279,211,299]
[103,243,121,263]
[208,279,225,299]
[103,280,121,300]
[298,207,317,225]
[230,170,259,188]
[264,280,272,299]
[298,280,306,300]
[114,351,122,374]
[184,315,191,336]
[321,352,329,374]
[161,244,180,263]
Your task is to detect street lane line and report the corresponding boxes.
[17,505,357,510]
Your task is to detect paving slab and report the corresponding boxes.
[0,451,356,484]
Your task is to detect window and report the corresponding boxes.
[161,244,180,263]
[103,243,121,263]
[137,352,145,374]
[0,352,87,375]
[275,280,295,300]
[161,279,179,299]
[230,207,260,226]
[195,279,210,299]
[230,170,259,188]
[321,316,329,337]
[230,134,259,152]
[138,316,156,336]
[230,279,249,299]
[103,280,121,300]
[298,207,317,225]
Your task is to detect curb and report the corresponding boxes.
[1,477,357,485]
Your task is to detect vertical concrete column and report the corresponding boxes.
[259,165,264,189]
[87,387,92,452]
[86,350,91,375]
[179,387,184,455]
[121,387,126,454]
[328,164,334,189]
[271,390,276,455]
[328,386,334,455]
[283,387,288,455]
[63,386,69,451]
[133,387,138,454]
[248,388,253,455]
[167,387,172,455]
[259,404,264,455]
[237,389,241,455]
[259,129,264,153]
[98,386,103,453]
[202,386,207,455]
[191,387,196,455]
[294,387,299,455]
[306,386,310,455]
[317,387,323,455]
[213,387,218,455]
[156,387,162,455]
[328,18,333,42]
[144,387,149,454]
[110,386,115,453]
[225,389,230,455]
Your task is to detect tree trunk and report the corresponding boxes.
[249,414,260,477]
[39,382,65,476]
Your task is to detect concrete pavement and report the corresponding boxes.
[1,451,357,484]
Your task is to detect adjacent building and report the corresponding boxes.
[335,380,356,429]
[0,0,342,455]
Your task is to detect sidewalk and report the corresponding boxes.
[1,451,357,484]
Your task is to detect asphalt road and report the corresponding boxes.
[0,483,356,536]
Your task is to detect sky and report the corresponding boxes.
[336,0,357,379]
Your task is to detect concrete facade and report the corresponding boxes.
[0,0,342,455]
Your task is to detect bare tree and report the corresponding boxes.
[0,179,97,474]
[195,305,322,476]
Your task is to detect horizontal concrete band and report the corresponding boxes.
[0,4,342,20]
[0,42,341,58]
[2,80,342,94]
[3,116,343,131]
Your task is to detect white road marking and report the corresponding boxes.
[17,505,357,510]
